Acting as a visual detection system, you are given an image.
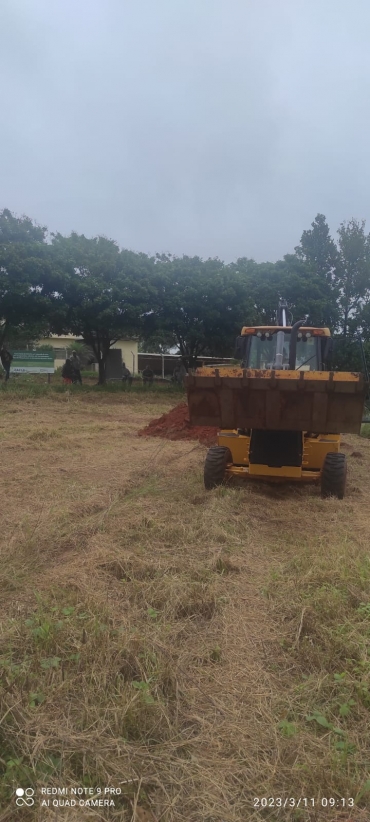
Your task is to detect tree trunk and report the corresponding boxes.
[0,322,8,348]
[83,331,110,386]
[98,357,106,385]
[182,349,202,369]
[97,342,111,385]
[176,337,200,370]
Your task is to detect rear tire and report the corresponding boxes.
[321,452,347,499]
[204,446,232,490]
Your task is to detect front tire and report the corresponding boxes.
[204,446,232,490]
[321,452,347,499]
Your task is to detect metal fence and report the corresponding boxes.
[137,353,234,377]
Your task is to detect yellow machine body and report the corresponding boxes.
[217,429,341,484]
[186,319,367,494]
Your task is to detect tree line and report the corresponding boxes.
[1,208,370,383]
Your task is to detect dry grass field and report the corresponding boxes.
[0,385,370,822]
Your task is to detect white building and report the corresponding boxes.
[34,334,139,373]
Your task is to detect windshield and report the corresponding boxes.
[247,333,319,371]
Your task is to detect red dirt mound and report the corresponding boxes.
[138,402,218,446]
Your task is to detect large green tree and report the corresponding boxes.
[143,255,256,367]
[0,209,53,348]
[228,259,279,325]
[295,213,339,286]
[48,233,156,383]
[336,219,370,337]
[230,255,337,329]
[295,213,370,336]
[276,255,339,328]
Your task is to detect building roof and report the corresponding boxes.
[48,334,138,342]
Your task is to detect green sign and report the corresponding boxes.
[10,351,55,374]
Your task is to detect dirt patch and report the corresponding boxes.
[138,402,218,446]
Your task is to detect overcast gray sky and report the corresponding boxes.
[1,0,369,262]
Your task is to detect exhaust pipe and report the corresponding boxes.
[289,320,305,370]
[273,304,287,369]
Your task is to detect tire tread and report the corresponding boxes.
[321,452,347,499]
[204,446,232,490]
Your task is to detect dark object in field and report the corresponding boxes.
[70,351,82,384]
[0,347,13,381]
[61,358,74,384]
[142,365,154,384]
[122,362,133,385]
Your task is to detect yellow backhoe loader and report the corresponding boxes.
[186,305,368,498]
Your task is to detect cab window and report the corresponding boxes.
[247,333,319,370]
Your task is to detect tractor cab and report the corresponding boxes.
[234,322,332,373]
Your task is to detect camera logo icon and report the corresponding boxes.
[15,788,35,807]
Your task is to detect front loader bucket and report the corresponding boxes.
[186,368,367,435]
